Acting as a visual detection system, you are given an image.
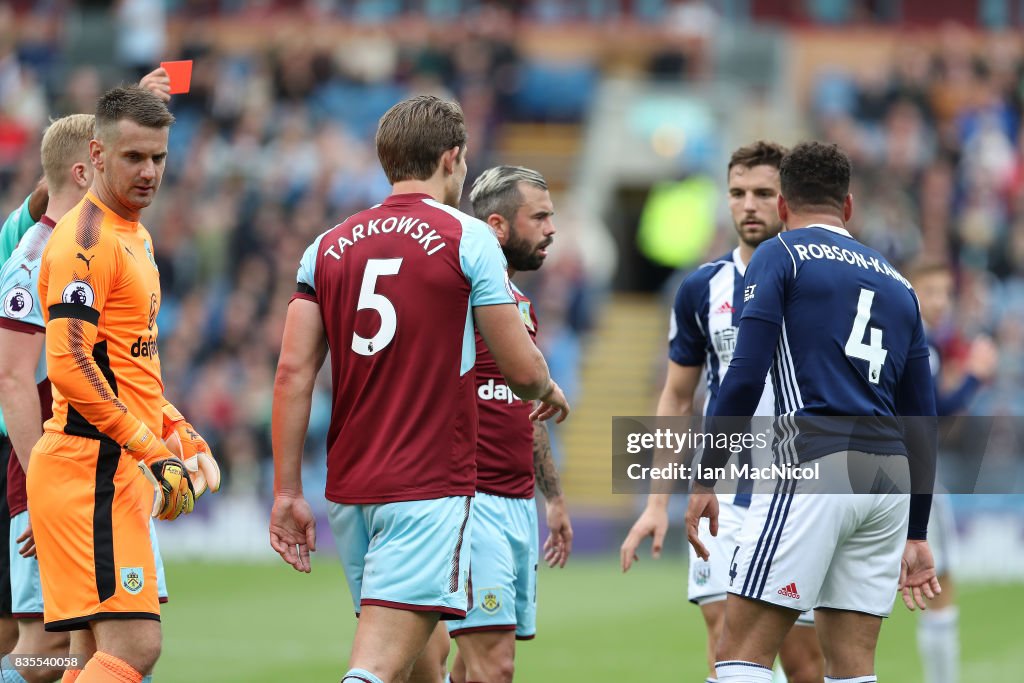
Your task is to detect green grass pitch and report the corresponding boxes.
[155,557,1024,681]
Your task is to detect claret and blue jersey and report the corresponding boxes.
[294,192,515,505]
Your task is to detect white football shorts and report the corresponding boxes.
[728,451,910,617]
[689,500,814,625]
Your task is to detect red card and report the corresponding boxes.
[160,60,193,95]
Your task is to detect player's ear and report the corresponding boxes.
[71,162,89,189]
[89,138,104,171]
[441,146,460,176]
[487,213,510,245]
[843,193,853,222]
[777,194,789,224]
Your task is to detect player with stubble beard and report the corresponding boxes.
[271,96,570,683]
[621,141,824,683]
[446,166,572,683]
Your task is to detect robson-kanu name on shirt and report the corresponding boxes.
[791,242,910,288]
[324,216,447,260]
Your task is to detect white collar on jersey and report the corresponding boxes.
[731,247,747,276]
[807,223,853,238]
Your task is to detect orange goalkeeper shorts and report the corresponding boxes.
[27,432,160,632]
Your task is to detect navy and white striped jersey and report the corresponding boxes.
[740,224,930,462]
[669,248,774,504]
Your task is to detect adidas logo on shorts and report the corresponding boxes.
[777,582,801,599]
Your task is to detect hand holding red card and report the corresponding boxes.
[160,60,193,95]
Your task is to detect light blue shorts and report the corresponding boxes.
[10,511,168,617]
[328,496,472,619]
[149,516,169,603]
[448,492,538,639]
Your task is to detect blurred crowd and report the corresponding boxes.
[3,3,1024,499]
[0,1,599,499]
[0,0,747,25]
[809,27,1024,418]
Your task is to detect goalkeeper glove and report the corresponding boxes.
[162,403,221,497]
[125,423,196,520]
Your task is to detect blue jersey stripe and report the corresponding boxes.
[779,325,804,408]
[772,338,796,466]
[776,325,804,466]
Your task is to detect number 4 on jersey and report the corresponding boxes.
[845,287,888,384]
[352,258,403,356]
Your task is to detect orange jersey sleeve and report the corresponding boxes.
[39,193,164,448]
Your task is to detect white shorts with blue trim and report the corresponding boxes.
[728,451,910,618]
[448,492,538,639]
[328,496,473,619]
[11,511,168,617]
[689,500,813,626]
[688,500,745,605]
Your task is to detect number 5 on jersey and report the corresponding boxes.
[352,258,403,356]
[845,287,888,384]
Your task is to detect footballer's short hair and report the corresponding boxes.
[376,95,467,185]
[727,140,788,177]
[907,258,953,283]
[94,85,175,142]
[40,114,94,191]
[780,141,851,213]
[469,165,549,224]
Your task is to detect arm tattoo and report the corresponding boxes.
[533,421,563,499]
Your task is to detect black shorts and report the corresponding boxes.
[0,437,11,616]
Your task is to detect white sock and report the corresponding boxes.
[716,661,773,682]
[918,605,959,683]
[825,677,876,682]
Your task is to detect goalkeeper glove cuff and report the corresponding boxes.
[161,402,221,495]
[124,422,174,465]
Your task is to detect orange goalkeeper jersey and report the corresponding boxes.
[38,191,164,449]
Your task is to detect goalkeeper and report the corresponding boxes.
[27,85,217,683]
